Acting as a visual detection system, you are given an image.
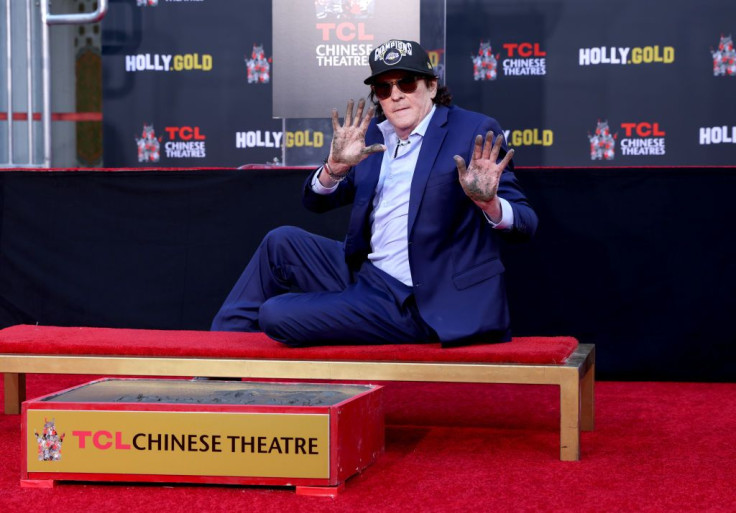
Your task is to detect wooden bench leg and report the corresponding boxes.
[559,375,581,461]
[4,373,26,415]
[581,361,595,432]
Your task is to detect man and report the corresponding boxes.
[212,39,537,347]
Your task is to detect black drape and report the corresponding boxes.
[1,168,734,381]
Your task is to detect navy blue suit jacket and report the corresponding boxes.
[303,104,538,345]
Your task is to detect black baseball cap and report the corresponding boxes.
[364,39,437,84]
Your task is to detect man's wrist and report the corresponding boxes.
[477,197,502,223]
[481,197,514,230]
[323,158,349,182]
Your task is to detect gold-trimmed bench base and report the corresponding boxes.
[2,344,594,461]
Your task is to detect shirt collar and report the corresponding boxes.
[377,105,437,142]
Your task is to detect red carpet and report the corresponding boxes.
[1,375,734,512]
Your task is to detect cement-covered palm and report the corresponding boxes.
[329,98,386,168]
[454,131,514,204]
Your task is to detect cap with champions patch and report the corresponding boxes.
[364,39,437,84]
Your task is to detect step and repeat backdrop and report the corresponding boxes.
[102,0,735,168]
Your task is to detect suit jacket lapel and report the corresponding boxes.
[408,106,449,236]
[358,124,383,197]
[346,126,383,257]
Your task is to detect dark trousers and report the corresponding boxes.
[211,226,436,346]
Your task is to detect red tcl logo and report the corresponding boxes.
[620,122,665,137]
[164,126,206,140]
[502,43,546,57]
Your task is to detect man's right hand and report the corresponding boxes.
[328,98,386,173]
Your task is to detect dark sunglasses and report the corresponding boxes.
[371,76,421,100]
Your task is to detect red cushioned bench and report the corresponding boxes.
[0,324,595,460]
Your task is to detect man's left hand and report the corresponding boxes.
[454,132,514,220]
